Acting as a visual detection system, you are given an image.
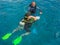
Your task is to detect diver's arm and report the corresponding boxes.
[33,16,40,21]
[24,5,30,12]
[37,6,43,14]
[37,6,42,12]
[28,16,40,21]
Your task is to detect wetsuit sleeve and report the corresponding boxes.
[37,6,42,12]
[24,5,29,12]
[24,4,31,11]
[28,4,31,11]
[28,7,30,11]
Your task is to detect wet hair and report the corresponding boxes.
[31,2,36,6]
[24,13,30,20]
[29,2,36,9]
[25,13,30,17]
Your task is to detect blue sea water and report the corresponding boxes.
[0,0,60,45]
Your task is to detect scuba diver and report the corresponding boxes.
[12,13,40,36]
[2,13,40,45]
[25,2,43,15]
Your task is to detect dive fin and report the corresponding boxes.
[13,36,22,45]
[2,33,12,40]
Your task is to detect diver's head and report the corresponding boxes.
[25,13,30,17]
[24,13,30,20]
[31,2,36,7]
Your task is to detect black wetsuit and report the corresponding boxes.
[29,4,42,15]
[29,4,36,14]
[23,16,35,32]
[24,22,32,32]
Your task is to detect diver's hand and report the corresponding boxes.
[40,12,43,14]
[36,16,40,20]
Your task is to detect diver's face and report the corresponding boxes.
[32,2,36,7]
